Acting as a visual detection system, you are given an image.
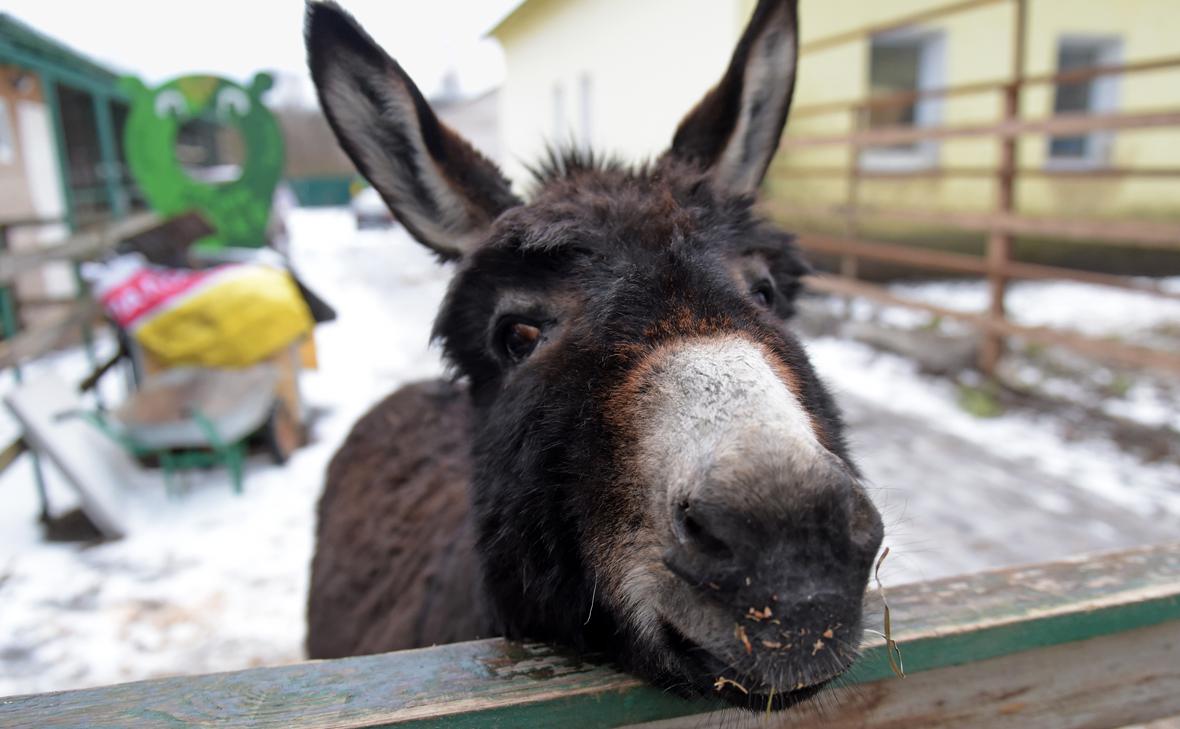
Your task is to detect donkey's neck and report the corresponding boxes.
[307,379,491,657]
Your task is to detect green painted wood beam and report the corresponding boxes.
[0,39,125,100]
[37,72,75,231]
[3,541,1179,728]
[90,93,126,219]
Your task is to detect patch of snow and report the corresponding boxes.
[831,277,1180,432]
[1101,379,1180,432]
[806,336,1180,519]
[890,277,1180,338]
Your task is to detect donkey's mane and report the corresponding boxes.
[524,145,640,187]
[520,145,735,207]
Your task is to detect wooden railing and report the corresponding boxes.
[0,213,166,506]
[771,0,1180,375]
[2,541,1178,728]
[0,213,160,370]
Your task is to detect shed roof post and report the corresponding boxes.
[91,92,126,219]
[37,71,75,231]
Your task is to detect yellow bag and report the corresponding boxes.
[131,265,314,369]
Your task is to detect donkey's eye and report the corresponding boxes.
[498,319,543,363]
[750,281,775,309]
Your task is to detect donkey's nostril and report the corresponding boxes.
[673,501,735,561]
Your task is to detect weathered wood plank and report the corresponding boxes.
[797,0,1006,55]
[805,274,1180,374]
[781,109,1180,151]
[0,436,26,476]
[632,620,1180,728]
[795,232,1180,300]
[772,201,1180,249]
[0,212,160,284]
[0,298,100,370]
[2,542,1179,729]
[790,53,1180,118]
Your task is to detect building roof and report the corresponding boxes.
[0,12,123,93]
[488,0,541,40]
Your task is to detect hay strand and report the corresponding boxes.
[874,546,906,678]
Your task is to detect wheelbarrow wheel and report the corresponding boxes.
[263,401,303,465]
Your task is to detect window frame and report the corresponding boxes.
[859,26,947,173]
[1045,35,1122,171]
[0,97,15,166]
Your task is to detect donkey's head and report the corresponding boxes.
[307,0,883,710]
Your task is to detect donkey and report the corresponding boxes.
[304,0,884,711]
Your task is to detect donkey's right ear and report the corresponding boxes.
[305,2,520,260]
[668,0,799,196]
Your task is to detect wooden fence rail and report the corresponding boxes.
[797,233,1180,299]
[807,274,1180,373]
[3,541,1178,728]
[0,212,167,366]
[782,108,1180,149]
[775,165,1180,179]
[799,0,1010,55]
[0,212,160,285]
[792,53,1180,119]
[779,202,1180,250]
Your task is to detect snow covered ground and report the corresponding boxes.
[891,277,1180,337]
[823,276,1180,433]
[839,276,1180,341]
[0,209,451,696]
[1,208,1177,697]
[809,337,1180,519]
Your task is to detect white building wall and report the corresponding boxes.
[436,89,503,166]
[494,0,746,191]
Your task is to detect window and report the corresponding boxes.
[1048,36,1121,168]
[860,29,946,171]
[0,98,14,165]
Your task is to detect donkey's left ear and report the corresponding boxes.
[305,1,520,260]
[668,0,798,196]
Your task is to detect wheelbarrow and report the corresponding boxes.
[69,364,297,494]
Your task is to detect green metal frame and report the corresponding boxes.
[66,408,245,495]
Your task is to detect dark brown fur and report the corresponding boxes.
[306,380,483,658]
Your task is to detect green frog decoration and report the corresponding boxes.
[120,73,284,249]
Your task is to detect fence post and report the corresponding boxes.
[91,92,127,221]
[840,104,866,318]
[980,0,1027,374]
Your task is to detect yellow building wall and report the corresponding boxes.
[767,0,1180,220]
[1019,0,1180,218]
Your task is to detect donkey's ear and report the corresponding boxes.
[669,0,799,196]
[305,2,520,259]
